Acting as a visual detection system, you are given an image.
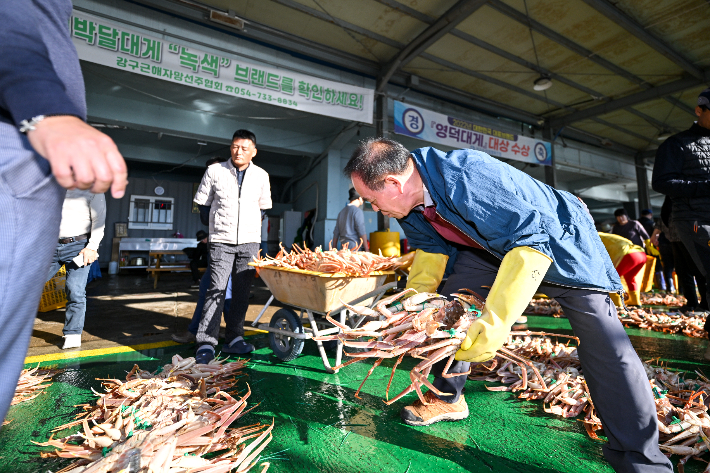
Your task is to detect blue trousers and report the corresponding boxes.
[46,240,91,336]
[0,125,64,424]
[432,249,671,473]
[188,264,232,335]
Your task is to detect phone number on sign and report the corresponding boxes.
[230,87,298,106]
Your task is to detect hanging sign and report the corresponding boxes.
[71,11,374,123]
[394,101,551,165]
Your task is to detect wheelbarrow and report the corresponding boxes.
[248,264,397,373]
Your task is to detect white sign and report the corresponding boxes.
[71,11,374,123]
[394,101,551,165]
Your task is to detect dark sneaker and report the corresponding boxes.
[222,336,255,354]
[171,331,196,344]
[195,344,215,364]
[400,391,469,426]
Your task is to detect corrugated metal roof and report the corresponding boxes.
[176,0,709,154]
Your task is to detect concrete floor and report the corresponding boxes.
[28,271,286,357]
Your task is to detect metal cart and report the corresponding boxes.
[249,264,397,373]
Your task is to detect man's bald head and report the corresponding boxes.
[343,137,411,191]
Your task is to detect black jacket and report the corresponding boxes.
[652,123,710,222]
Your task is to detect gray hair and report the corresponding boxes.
[343,137,410,190]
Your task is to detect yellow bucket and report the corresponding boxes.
[370,231,400,257]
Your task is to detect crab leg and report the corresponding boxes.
[354,358,384,399]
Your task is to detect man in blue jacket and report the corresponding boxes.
[0,1,127,425]
[345,138,670,473]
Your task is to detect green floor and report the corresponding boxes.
[2,316,709,473]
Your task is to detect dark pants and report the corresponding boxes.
[431,249,671,473]
[46,240,92,336]
[188,264,231,335]
[676,221,710,312]
[657,242,675,291]
[189,257,207,282]
[196,242,259,346]
[671,241,707,309]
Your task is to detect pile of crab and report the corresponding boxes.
[525,297,564,317]
[315,287,497,404]
[36,356,273,473]
[468,333,602,437]
[646,364,710,471]
[618,308,706,338]
[642,292,687,307]
[251,241,401,276]
[471,335,710,472]
[12,364,62,406]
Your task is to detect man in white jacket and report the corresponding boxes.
[48,189,106,349]
[193,130,271,362]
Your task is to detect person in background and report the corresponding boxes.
[46,190,106,349]
[611,208,649,248]
[189,230,209,287]
[173,157,231,345]
[652,197,707,313]
[332,188,369,251]
[599,233,647,308]
[193,129,271,362]
[639,209,666,290]
[0,1,127,425]
[653,88,710,330]
[639,209,655,237]
[649,201,677,296]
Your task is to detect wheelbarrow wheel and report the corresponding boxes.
[269,308,304,361]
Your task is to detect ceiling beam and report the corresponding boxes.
[374,0,684,134]
[376,0,487,91]
[486,0,696,116]
[549,77,702,128]
[579,0,705,80]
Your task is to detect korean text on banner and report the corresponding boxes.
[70,11,373,123]
[393,101,551,166]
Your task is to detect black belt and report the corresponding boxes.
[58,233,89,244]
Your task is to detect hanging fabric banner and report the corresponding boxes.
[71,11,374,123]
[394,101,551,165]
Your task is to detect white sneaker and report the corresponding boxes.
[62,334,82,349]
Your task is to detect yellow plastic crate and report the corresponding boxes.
[39,266,67,312]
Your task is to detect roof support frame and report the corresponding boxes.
[579,0,705,80]
[376,0,488,92]
[486,0,697,117]
[374,0,685,133]
[549,77,703,128]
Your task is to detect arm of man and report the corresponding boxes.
[354,209,368,251]
[194,168,215,207]
[332,222,340,250]
[259,173,272,210]
[653,137,710,198]
[80,193,106,265]
[0,4,127,197]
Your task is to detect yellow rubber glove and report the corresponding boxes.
[405,249,449,294]
[644,239,660,257]
[456,246,552,363]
